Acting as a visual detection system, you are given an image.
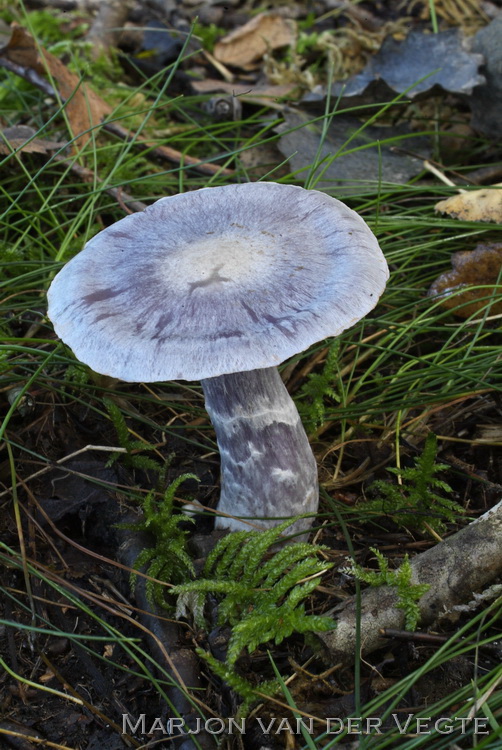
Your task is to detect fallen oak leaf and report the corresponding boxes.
[214,12,296,69]
[428,243,502,319]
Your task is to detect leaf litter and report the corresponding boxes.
[276,109,429,194]
[303,28,485,107]
[0,24,111,151]
[435,184,502,224]
[213,12,296,69]
[428,243,502,318]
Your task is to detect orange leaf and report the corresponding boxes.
[2,25,111,150]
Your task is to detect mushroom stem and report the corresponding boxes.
[200,367,319,535]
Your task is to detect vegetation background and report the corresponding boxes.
[0,0,501,748]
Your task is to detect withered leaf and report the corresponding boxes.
[0,25,111,150]
[276,109,429,195]
[214,12,296,69]
[0,124,66,155]
[470,16,502,138]
[435,185,502,224]
[304,29,484,108]
[428,243,502,318]
[41,459,118,522]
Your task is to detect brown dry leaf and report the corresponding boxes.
[435,183,502,223]
[214,12,296,69]
[0,124,66,154]
[1,25,111,150]
[428,243,502,318]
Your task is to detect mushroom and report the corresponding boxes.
[47,182,388,536]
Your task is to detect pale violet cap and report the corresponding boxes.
[48,182,388,382]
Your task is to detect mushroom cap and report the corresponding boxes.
[48,182,388,382]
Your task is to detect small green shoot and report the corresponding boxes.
[103,397,162,473]
[192,21,225,53]
[364,433,463,533]
[173,518,335,665]
[173,518,335,713]
[346,547,430,631]
[127,474,199,607]
[297,339,340,428]
[196,648,281,718]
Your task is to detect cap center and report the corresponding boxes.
[166,229,281,293]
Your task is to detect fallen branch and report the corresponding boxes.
[103,120,234,178]
[319,499,502,663]
[53,153,147,213]
[25,0,101,8]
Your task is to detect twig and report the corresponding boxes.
[0,55,56,96]
[319,499,502,663]
[0,724,78,750]
[53,154,147,212]
[466,163,502,185]
[380,628,501,655]
[25,0,100,8]
[103,120,234,177]
[423,159,466,191]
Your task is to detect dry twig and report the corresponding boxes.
[319,499,502,663]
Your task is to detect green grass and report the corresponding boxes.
[1,4,501,748]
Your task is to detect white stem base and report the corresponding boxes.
[201,368,319,536]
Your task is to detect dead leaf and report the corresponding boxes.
[276,109,429,195]
[40,668,57,683]
[0,25,111,150]
[0,124,66,154]
[214,13,296,69]
[0,25,233,176]
[304,29,484,108]
[470,16,502,138]
[40,459,118,522]
[428,243,502,318]
[435,184,502,223]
